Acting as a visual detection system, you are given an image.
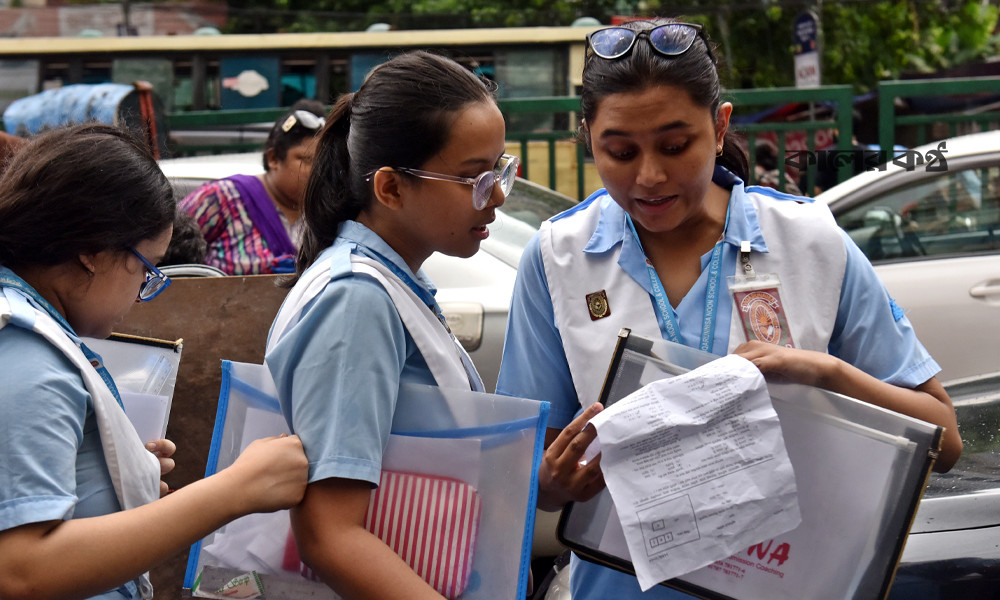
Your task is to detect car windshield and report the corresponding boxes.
[835,163,1000,262]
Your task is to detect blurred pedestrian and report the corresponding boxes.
[180,99,327,274]
[754,139,801,195]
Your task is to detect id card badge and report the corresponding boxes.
[727,241,796,348]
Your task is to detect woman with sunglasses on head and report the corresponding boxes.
[179,98,327,275]
[0,123,308,600]
[264,51,517,599]
[496,19,961,600]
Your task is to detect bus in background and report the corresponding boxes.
[0,26,599,199]
[0,26,594,114]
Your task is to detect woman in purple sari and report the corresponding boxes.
[180,99,326,275]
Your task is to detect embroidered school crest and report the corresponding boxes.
[586,290,611,321]
[733,287,796,347]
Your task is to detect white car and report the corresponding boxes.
[814,135,1000,600]
[816,130,1000,382]
[158,152,575,392]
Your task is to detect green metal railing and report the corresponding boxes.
[878,77,1000,152]
[498,96,584,200]
[6,77,996,201]
[728,85,855,195]
[163,89,853,201]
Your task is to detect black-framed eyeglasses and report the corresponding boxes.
[129,247,171,301]
[280,109,326,133]
[586,23,714,63]
[393,153,520,211]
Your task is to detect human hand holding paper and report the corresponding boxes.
[589,354,800,591]
[538,402,606,511]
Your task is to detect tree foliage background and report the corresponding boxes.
[222,0,1000,92]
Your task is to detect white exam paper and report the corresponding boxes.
[589,354,801,591]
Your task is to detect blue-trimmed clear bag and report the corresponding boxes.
[184,360,549,600]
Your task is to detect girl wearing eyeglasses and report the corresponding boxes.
[497,18,961,600]
[265,51,517,599]
[0,124,308,600]
[179,98,327,275]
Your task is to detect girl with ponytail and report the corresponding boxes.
[265,51,519,599]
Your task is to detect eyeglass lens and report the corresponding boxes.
[648,25,699,55]
[140,275,167,300]
[472,155,519,210]
[591,28,635,58]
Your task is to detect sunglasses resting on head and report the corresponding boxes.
[586,22,715,64]
[280,110,326,133]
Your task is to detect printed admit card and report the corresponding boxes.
[589,354,800,590]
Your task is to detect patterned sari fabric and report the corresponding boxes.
[179,174,297,275]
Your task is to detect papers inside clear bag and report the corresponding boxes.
[83,333,182,443]
[184,360,548,600]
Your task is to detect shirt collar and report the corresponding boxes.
[582,166,769,257]
[721,170,769,254]
[338,220,438,298]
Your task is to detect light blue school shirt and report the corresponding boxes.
[265,221,438,486]
[0,268,138,600]
[496,169,939,600]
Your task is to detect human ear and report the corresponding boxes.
[265,147,280,171]
[78,253,98,275]
[580,118,593,153]
[371,168,405,211]
[714,102,733,148]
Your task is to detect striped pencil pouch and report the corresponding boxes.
[282,470,482,599]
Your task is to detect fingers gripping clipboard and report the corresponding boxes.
[556,329,942,600]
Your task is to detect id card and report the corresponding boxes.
[727,272,796,348]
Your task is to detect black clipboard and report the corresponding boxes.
[558,329,942,600]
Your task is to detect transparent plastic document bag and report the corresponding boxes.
[184,360,549,600]
[83,333,182,443]
[559,330,942,600]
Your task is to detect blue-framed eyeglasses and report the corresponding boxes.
[393,153,520,211]
[586,23,714,63]
[129,248,171,301]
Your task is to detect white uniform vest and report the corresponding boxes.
[539,190,847,409]
[0,287,160,599]
[267,246,482,391]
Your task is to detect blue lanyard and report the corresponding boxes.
[627,206,731,354]
[0,269,125,408]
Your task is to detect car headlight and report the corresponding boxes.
[440,302,484,351]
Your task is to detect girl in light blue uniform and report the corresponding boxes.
[0,124,307,600]
[264,51,519,599]
[496,19,962,600]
